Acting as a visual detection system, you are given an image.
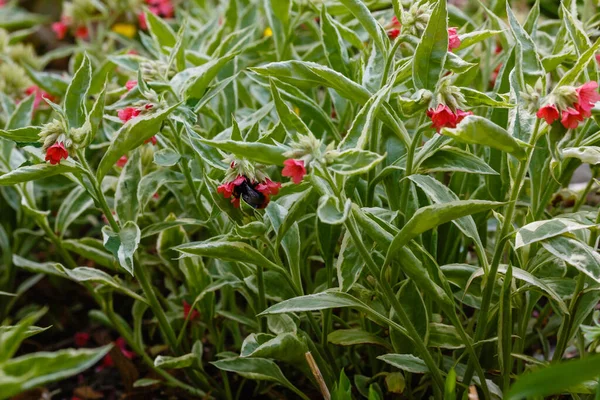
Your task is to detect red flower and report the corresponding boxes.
[45,142,69,165]
[25,85,55,109]
[576,81,600,114]
[144,136,157,145]
[75,26,88,39]
[387,28,400,39]
[427,104,457,132]
[448,27,461,51]
[117,155,128,168]
[138,13,148,30]
[74,332,90,347]
[115,337,135,359]
[118,107,141,123]
[125,80,137,91]
[217,176,245,199]
[455,109,473,124]
[282,159,306,184]
[391,16,400,27]
[183,300,200,321]
[560,106,584,129]
[536,104,559,125]
[101,354,114,368]
[52,21,68,40]
[157,1,174,18]
[256,179,281,197]
[490,64,502,87]
[231,197,240,208]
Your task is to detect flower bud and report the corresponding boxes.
[401,3,432,36]
[69,120,93,148]
[39,119,65,151]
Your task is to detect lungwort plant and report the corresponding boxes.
[2,0,600,398]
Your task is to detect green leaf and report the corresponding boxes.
[115,150,141,223]
[328,149,385,175]
[456,30,503,50]
[0,127,41,144]
[62,239,116,269]
[241,332,308,364]
[461,87,513,108]
[317,195,351,225]
[444,368,457,400]
[0,346,112,400]
[23,65,69,97]
[506,355,600,400]
[320,6,350,76]
[385,200,503,265]
[336,231,362,291]
[64,53,91,129]
[170,53,237,99]
[175,241,281,272]
[419,147,498,175]
[428,323,464,349]
[137,169,184,210]
[337,0,387,54]
[198,138,287,165]
[212,357,303,397]
[154,353,196,369]
[506,4,544,87]
[378,354,429,374]
[101,222,140,276]
[515,218,598,248]
[413,0,448,91]
[441,115,527,160]
[555,37,600,88]
[269,80,311,139]
[145,9,176,48]
[6,95,34,130]
[153,148,181,167]
[563,146,600,165]
[54,186,93,236]
[0,163,79,186]
[0,308,46,362]
[328,329,392,350]
[541,236,600,283]
[96,104,177,181]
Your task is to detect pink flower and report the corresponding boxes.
[536,104,560,125]
[575,81,600,114]
[125,80,137,91]
[74,332,90,347]
[256,179,282,197]
[427,104,457,132]
[118,107,141,123]
[138,13,148,30]
[282,159,306,184]
[448,27,461,51]
[25,85,55,109]
[75,26,89,39]
[560,106,584,129]
[117,155,128,168]
[115,337,135,359]
[157,1,174,18]
[183,301,200,321]
[52,21,68,40]
[45,142,68,165]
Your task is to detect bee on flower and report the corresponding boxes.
[217,157,281,209]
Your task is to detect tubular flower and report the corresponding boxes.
[536,104,560,125]
[125,80,137,91]
[448,27,461,51]
[282,159,306,184]
[74,26,89,39]
[560,106,584,129]
[116,155,128,168]
[218,174,278,209]
[427,104,456,131]
[74,332,90,347]
[45,142,69,165]
[575,81,600,114]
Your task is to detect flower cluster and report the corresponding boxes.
[447,27,460,51]
[536,82,600,129]
[217,158,281,209]
[139,0,175,30]
[52,16,88,40]
[426,104,472,132]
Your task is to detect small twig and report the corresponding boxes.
[305,352,330,400]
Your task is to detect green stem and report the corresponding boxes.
[256,263,267,332]
[398,120,426,224]
[462,118,542,388]
[345,214,445,395]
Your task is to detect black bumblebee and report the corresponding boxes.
[233,178,268,209]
